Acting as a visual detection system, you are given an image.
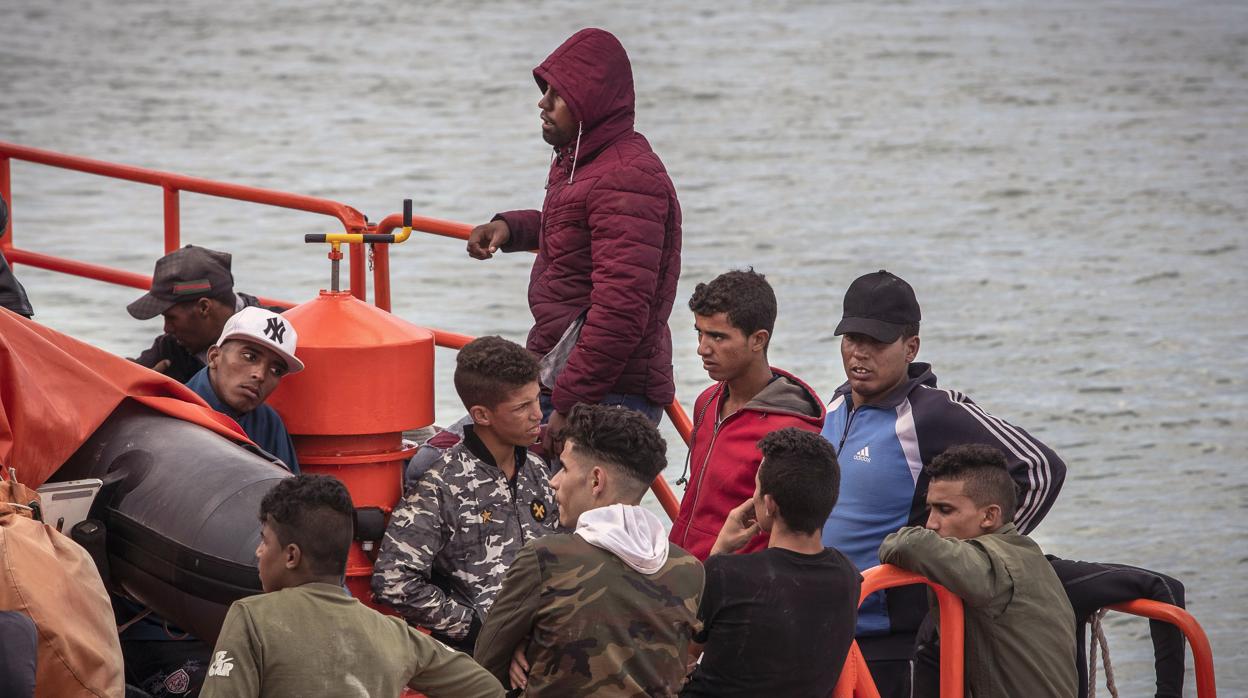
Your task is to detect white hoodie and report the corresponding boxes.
[574,504,670,575]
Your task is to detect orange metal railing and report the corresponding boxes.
[833,566,1217,698]
[0,140,687,518]
[1109,599,1217,697]
[831,565,966,698]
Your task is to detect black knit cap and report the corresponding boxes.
[127,245,235,320]
[834,270,921,343]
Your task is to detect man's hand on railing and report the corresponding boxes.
[466,220,511,260]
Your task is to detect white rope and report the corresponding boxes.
[1088,608,1119,698]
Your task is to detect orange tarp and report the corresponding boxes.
[0,307,251,487]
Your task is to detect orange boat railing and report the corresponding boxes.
[832,565,1217,697]
[0,140,686,518]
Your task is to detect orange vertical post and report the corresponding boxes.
[163,185,180,252]
[1,156,12,254]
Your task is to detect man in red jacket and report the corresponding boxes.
[669,270,826,560]
[467,28,681,455]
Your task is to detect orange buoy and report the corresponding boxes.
[267,290,435,607]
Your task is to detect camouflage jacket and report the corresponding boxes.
[474,532,704,697]
[371,427,560,642]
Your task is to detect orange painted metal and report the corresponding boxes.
[830,642,880,698]
[855,565,966,698]
[267,291,436,605]
[1109,599,1217,697]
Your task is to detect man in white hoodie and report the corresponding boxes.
[475,404,704,696]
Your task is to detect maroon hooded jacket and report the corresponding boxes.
[670,368,826,561]
[494,28,681,414]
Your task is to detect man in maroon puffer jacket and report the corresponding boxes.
[467,28,681,453]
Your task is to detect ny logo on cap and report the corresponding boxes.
[264,317,287,344]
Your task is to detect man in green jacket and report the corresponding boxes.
[200,475,504,698]
[879,444,1077,698]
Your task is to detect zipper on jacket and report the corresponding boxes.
[836,404,858,457]
[675,387,718,487]
[681,389,746,548]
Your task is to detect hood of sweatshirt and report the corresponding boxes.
[574,503,670,575]
[534,28,635,170]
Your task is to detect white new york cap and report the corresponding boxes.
[214,307,304,374]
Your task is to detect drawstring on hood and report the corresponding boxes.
[568,121,583,183]
[574,503,670,575]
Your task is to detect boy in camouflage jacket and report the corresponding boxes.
[372,337,561,652]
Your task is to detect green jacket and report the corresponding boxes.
[879,524,1077,698]
[475,532,704,696]
[199,583,504,698]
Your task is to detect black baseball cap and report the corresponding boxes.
[127,245,235,320]
[834,270,921,343]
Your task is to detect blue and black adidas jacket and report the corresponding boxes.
[820,362,1066,636]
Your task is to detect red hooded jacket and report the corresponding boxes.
[495,28,681,414]
[669,369,826,560]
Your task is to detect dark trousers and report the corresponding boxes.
[859,631,917,698]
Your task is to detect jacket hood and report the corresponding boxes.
[831,361,938,409]
[535,28,635,163]
[574,503,669,575]
[740,367,825,424]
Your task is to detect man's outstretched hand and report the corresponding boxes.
[467,220,511,260]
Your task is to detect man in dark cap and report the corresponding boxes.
[819,270,1068,697]
[128,245,275,383]
[0,196,35,318]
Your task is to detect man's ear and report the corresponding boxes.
[761,493,778,521]
[749,329,770,354]
[590,465,606,496]
[206,345,222,369]
[469,405,491,427]
[196,297,214,317]
[284,543,302,571]
[980,504,1003,532]
[904,335,921,363]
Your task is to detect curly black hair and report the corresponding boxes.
[454,335,540,410]
[688,269,777,348]
[561,404,667,495]
[757,428,841,533]
[926,444,1018,523]
[259,475,355,577]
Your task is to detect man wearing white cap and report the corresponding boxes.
[186,306,303,474]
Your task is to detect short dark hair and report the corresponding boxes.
[925,444,1017,523]
[902,322,920,339]
[561,404,667,496]
[259,475,355,577]
[757,428,841,533]
[688,269,777,347]
[454,336,540,410]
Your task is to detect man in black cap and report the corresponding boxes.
[0,196,34,318]
[819,270,1067,697]
[128,245,275,383]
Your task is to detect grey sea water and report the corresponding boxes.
[2,0,1245,693]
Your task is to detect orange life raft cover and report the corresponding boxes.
[0,307,251,488]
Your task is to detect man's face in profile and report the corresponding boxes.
[538,85,577,148]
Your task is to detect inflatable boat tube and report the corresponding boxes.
[53,400,291,643]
